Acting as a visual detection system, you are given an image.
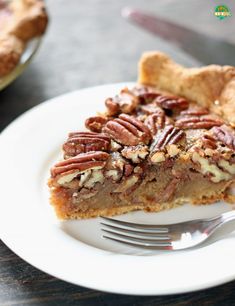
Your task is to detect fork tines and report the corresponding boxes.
[100,217,173,250]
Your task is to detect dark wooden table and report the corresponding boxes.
[1,1,235,305]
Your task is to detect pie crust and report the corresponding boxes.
[139,51,235,126]
[0,0,48,77]
[48,52,235,219]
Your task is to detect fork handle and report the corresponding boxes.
[221,210,235,223]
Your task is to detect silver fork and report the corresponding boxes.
[100,211,235,250]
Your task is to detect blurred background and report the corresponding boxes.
[1,0,235,305]
[1,0,235,131]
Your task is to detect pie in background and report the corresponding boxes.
[48,52,235,219]
[0,0,48,77]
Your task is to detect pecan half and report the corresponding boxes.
[63,132,110,157]
[140,103,163,115]
[151,125,185,151]
[150,125,185,163]
[103,114,151,146]
[211,125,235,151]
[132,85,160,104]
[175,116,223,129]
[51,151,109,178]
[138,92,161,104]
[144,110,165,135]
[85,116,108,133]
[180,107,209,116]
[105,97,119,116]
[155,95,189,110]
[201,134,217,149]
[105,87,139,116]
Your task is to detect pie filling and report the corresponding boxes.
[48,83,235,219]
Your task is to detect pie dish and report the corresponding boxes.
[48,52,235,219]
[0,0,48,77]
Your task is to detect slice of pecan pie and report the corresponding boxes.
[48,52,235,219]
[0,0,48,77]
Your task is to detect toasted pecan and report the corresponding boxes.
[155,95,189,110]
[140,103,163,115]
[51,151,109,177]
[103,114,151,146]
[63,132,110,157]
[132,85,160,104]
[201,134,217,149]
[175,116,223,129]
[105,87,139,116]
[211,125,235,150]
[138,92,161,104]
[144,110,165,135]
[85,116,108,133]
[151,125,185,152]
[180,107,209,116]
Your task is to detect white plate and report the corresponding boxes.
[0,83,235,295]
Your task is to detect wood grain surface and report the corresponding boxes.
[1,1,235,305]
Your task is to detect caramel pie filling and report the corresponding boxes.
[48,83,235,219]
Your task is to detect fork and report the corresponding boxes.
[100,210,235,250]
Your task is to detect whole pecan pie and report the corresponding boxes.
[0,0,48,77]
[48,52,235,219]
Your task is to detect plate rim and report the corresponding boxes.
[2,237,235,296]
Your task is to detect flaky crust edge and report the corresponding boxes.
[138,51,235,125]
[7,0,48,42]
[0,0,48,77]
